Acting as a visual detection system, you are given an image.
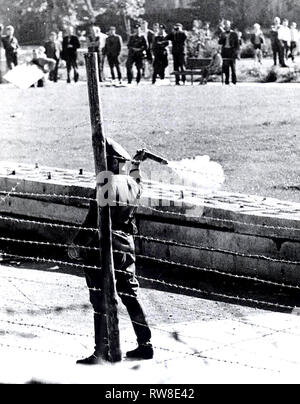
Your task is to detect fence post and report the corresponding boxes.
[85,52,122,363]
[0,44,3,84]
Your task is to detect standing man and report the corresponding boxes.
[219,20,240,85]
[61,26,81,84]
[70,139,154,364]
[103,26,123,84]
[166,23,187,86]
[87,26,107,82]
[141,20,155,79]
[289,22,299,62]
[1,25,19,70]
[152,24,169,84]
[126,23,148,85]
[278,19,291,64]
[153,23,160,37]
[270,17,286,67]
[251,23,265,65]
[45,32,61,82]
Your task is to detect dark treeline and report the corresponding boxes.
[1,0,300,44]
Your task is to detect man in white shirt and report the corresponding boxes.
[278,18,291,64]
[87,26,108,81]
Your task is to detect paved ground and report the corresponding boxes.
[1,263,300,384]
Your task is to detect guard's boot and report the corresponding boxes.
[77,313,109,365]
[126,343,154,360]
[76,353,102,365]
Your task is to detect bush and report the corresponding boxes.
[240,41,255,59]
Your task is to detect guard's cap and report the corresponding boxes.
[174,23,183,28]
[106,138,131,162]
[159,24,166,29]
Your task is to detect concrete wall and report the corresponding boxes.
[0,162,299,286]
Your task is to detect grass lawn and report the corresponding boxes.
[0,79,299,202]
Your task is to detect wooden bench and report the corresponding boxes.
[171,58,211,85]
[171,57,234,85]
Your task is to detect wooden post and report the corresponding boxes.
[85,52,122,363]
[0,40,3,84]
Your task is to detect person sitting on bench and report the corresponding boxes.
[200,49,223,85]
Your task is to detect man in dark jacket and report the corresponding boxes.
[218,20,240,85]
[152,24,169,84]
[103,26,123,83]
[166,23,187,85]
[71,139,153,364]
[61,26,81,84]
[126,23,148,84]
[0,25,19,70]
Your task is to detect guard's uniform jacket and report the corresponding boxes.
[126,34,148,84]
[166,31,187,85]
[152,35,169,83]
[103,34,123,81]
[73,169,151,349]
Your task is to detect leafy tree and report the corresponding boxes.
[83,0,145,36]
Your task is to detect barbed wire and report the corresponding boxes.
[137,234,300,266]
[153,344,282,374]
[1,251,297,312]
[1,234,300,292]
[2,271,300,340]
[1,265,299,372]
[0,189,299,234]
[0,182,20,204]
[139,203,300,233]
[0,194,299,268]
[0,292,291,373]
[0,318,91,339]
[0,342,77,359]
[0,191,94,203]
[0,215,98,234]
[0,236,98,252]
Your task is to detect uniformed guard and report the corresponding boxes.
[103,26,123,84]
[126,23,148,85]
[166,23,187,86]
[69,139,154,364]
[152,24,169,84]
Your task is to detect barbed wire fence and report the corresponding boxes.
[1,100,300,378]
[0,183,299,375]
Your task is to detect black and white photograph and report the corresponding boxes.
[0,0,299,387]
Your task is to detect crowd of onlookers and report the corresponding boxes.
[0,15,299,87]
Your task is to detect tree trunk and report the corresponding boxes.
[123,13,131,39]
[46,0,55,39]
[84,0,96,22]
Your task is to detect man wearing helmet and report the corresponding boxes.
[70,139,153,364]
